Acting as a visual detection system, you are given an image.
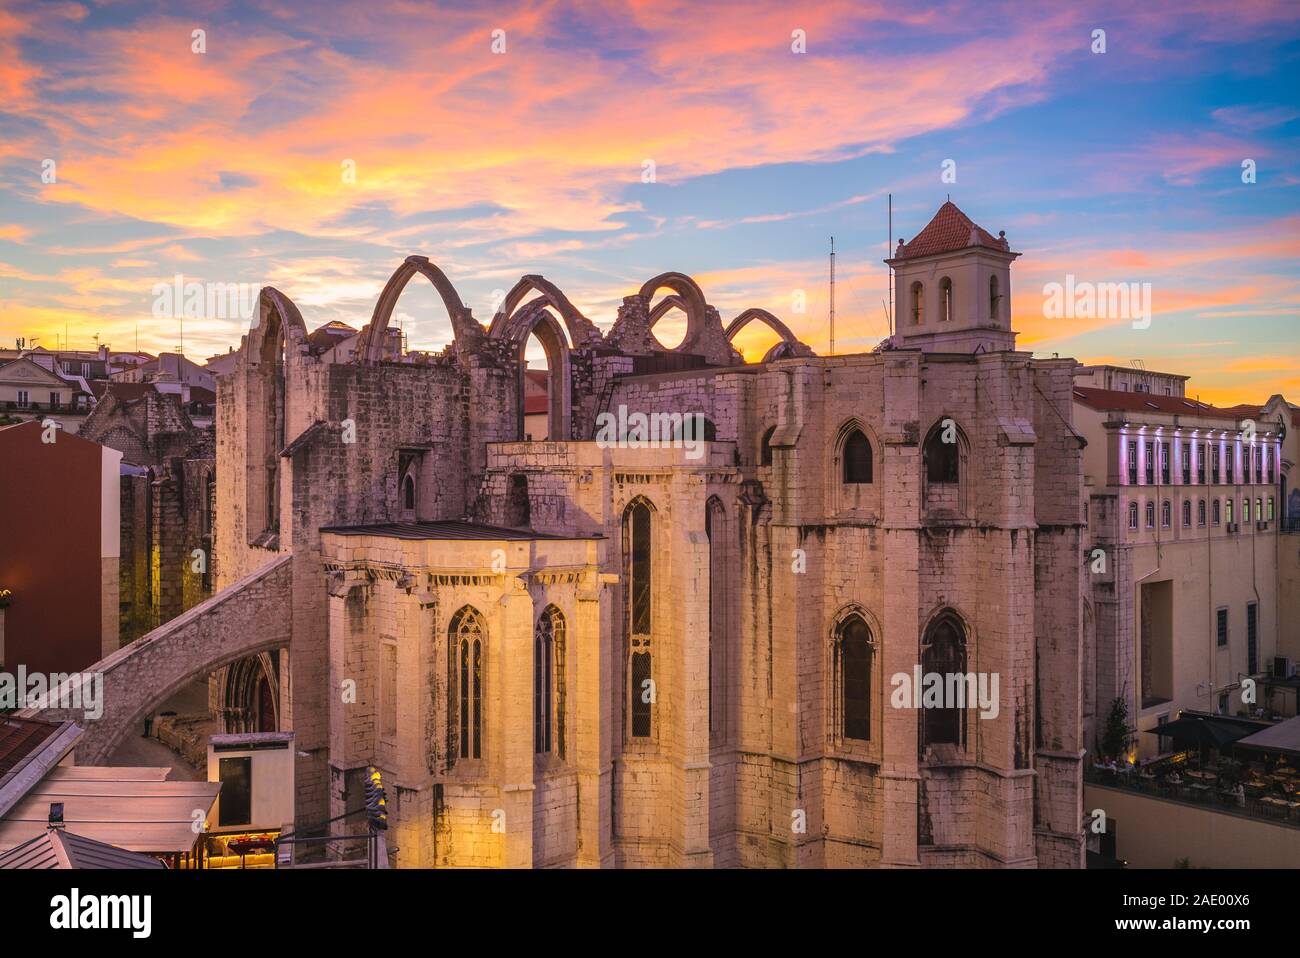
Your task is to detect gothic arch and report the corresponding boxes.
[491,274,602,348]
[724,307,799,347]
[505,299,572,441]
[359,255,483,364]
[640,272,708,353]
[827,603,883,746]
[247,287,309,369]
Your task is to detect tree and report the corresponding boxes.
[1101,696,1131,762]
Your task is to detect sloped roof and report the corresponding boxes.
[0,771,219,853]
[0,826,165,869]
[306,321,358,355]
[0,718,68,780]
[1073,386,1259,422]
[890,201,1012,261]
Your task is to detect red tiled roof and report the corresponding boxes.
[891,201,1011,261]
[306,321,358,355]
[92,381,155,403]
[523,394,549,414]
[1073,386,1260,422]
[0,718,64,779]
[189,386,216,405]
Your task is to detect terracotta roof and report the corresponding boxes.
[91,381,155,403]
[0,718,65,780]
[1073,386,1261,422]
[890,201,1011,261]
[523,394,549,414]
[306,321,358,355]
[189,386,216,405]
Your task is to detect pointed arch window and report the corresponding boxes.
[837,614,874,741]
[624,498,655,739]
[921,612,967,750]
[842,429,873,484]
[924,424,960,483]
[534,605,566,757]
[449,606,485,762]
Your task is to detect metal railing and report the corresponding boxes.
[1085,766,1300,828]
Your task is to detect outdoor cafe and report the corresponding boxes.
[1089,711,1300,826]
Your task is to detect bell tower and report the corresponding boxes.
[885,201,1020,353]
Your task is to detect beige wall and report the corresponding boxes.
[1085,782,1300,868]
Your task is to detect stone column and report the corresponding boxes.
[574,557,614,866]
[673,472,713,866]
[498,573,535,868]
[880,358,921,867]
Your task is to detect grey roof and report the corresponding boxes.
[1235,715,1300,758]
[0,827,165,869]
[319,519,602,541]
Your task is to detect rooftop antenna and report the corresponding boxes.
[829,236,836,356]
[888,193,894,338]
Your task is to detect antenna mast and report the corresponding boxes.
[829,236,836,356]
[888,193,894,338]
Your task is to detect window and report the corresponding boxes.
[1145,501,1155,529]
[1181,500,1191,528]
[910,282,924,326]
[921,613,967,751]
[1267,447,1275,484]
[534,606,566,757]
[837,614,874,741]
[842,429,872,484]
[924,425,960,483]
[1128,441,1139,485]
[1181,442,1190,484]
[938,277,952,322]
[16,389,28,407]
[989,275,1000,322]
[1196,444,1205,484]
[1243,498,1251,522]
[1268,497,1275,521]
[759,426,775,467]
[1216,608,1228,648]
[1161,500,1171,528]
[1145,441,1155,485]
[1226,498,1234,525]
[49,391,59,409]
[1226,446,1235,484]
[1256,448,1263,484]
[1128,501,1139,530]
[217,757,252,827]
[1198,499,1206,526]
[625,498,654,739]
[1211,445,1220,485]
[1256,498,1263,523]
[1161,442,1170,485]
[450,606,486,761]
[1212,499,1221,525]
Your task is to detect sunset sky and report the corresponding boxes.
[1,0,1297,403]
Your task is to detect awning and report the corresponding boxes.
[1234,715,1300,758]
[0,766,219,854]
[1144,714,1260,749]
